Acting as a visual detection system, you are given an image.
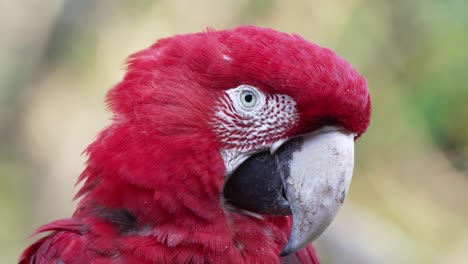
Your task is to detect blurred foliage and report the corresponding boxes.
[0,0,467,263]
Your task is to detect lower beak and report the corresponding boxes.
[224,127,355,256]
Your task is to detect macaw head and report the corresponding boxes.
[84,25,370,257]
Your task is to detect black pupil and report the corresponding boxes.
[244,94,253,103]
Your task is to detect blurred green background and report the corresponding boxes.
[1,0,467,263]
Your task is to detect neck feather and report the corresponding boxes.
[73,124,290,262]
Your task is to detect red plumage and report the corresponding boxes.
[20,25,370,263]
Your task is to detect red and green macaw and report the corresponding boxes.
[20,25,371,263]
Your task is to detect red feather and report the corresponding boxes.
[21,25,370,263]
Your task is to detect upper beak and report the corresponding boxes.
[278,128,355,255]
[223,127,355,256]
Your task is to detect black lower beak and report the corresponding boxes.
[223,128,355,255]
[223,147,294,216]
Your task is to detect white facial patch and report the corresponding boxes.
[212,85,299,175]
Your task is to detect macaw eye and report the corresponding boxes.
[240,90,257,108]
[225,85,264,113]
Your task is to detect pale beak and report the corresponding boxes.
[279,128,355,255]
[223,127,355,256]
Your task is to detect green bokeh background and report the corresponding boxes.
[1,0,467,263]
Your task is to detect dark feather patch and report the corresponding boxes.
[94,207,138,234]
